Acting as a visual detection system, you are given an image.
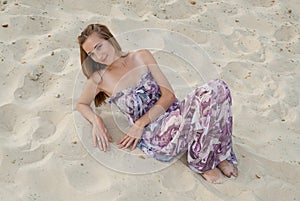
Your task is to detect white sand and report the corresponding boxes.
[1,0,300,200]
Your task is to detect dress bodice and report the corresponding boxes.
[108,70,179,125]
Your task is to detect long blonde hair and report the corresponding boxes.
[78,24,128,107]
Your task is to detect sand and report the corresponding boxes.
[0,0,300,200]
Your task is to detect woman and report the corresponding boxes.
[76,24,238,183]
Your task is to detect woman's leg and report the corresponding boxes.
[186,79,238,182]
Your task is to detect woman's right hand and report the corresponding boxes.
[92,115,113,151]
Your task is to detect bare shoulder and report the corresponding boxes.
[91,71,102,84]
[130,49,156,65]
[134,49,151,57]
[86,70,104,94]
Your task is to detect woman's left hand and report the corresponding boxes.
[118,122,144,151]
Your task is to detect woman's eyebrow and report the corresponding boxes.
[87,43,101,55]
[94,42,102,48]
[87,49,92,55]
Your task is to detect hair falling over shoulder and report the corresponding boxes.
[78,24,128,107]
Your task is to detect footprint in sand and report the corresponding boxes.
[160,163,195,191]
[0,103,19,134]
[247,0,277,7]
[239,35,262,53]
[223,31,262,53]
[14,68,44,101]
[64,161,111,193]
[4,38,36,62]
[0,148,3,166]
[0,186,20,201]
[158,0,206,20]
[31,118,56,142]
[274,25,298,42]
[5,15,60,38]
[221,61,267,93]
[37,110,66,125]
[39,49,69,73]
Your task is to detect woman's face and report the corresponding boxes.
[82,32,117,66]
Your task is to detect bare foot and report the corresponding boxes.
[201,168,225,184]
[217,160,238,178]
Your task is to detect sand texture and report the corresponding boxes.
[0,0,299,200]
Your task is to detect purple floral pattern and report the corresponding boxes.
[109,70,237,173]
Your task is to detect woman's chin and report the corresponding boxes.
[94,59,108,66]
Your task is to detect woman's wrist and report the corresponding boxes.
[135,119,146,128]
[92,114,102,125]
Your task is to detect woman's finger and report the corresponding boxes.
[131,139,139,151]
[97,136,103,150]
[118,135,129,145]
[123,137,135,149]
[102,135,109,151]
[120,136,131,148]
[101,135,107,151]
[93,134,97,147]
[119,136,131,148]
[103,130,113,142]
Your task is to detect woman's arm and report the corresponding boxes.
[76,73,112,151]
[76,75,101,124]
[135,49,177,127]
[118,49,177,150]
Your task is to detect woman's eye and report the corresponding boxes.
[96,44,102,50]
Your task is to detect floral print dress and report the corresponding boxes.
[108,69,237,173]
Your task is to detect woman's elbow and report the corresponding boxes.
[168,92,177,103]
[76,102,86,112]
[75,102,81,112]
